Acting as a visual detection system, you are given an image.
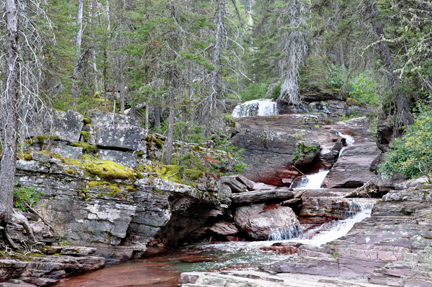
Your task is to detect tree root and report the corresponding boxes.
[11,209,44,248]
[23,201,55,233]
[2,227,19,250]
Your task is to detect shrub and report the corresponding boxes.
[379,106,432,183]
[327,64,347,89]
[347,73,379,105]
[14,185,43,211]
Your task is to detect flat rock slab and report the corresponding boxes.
[231,189,294,204]
[179,270,387,287]
[98,149,137,169]
[95,125,146,151]
[0,254,105,286]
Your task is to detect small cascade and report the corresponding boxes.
[292,169,329,189]
[337,132,355,158]
[290,200,374,246]
[232,99,278,118]
[268,226,302,241]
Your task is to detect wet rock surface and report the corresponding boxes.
[257,183,432,286]
[230,114,379,188]
[234,203,301,240]
[0,253,105,287]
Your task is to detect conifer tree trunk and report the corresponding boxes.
[1,0,19,228]
[72,0,84,99]
[118,0,125,114]
[201,0,225,138]
[365,0,414,127]
[163,30,177,165]
[91,0,98,92]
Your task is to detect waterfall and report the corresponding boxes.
[337,132,355,158]
[232,99,278,118]
[292,169,329,189]
[337,132,355,146]
[268,226,302,241]
[288,201,374,246]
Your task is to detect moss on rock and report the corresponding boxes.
[71,142,97,153]
[64,155,135,181]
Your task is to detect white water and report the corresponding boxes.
[337,132,355,158]
[285,201,373,246]
[232,99,278,118]
[268,226,302,241]
[201,201,374,252]
[294,169,329,189]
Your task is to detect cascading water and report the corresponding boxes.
[337,132,355,158]
[286,200,374,246]
[292,169,329,189]
[232,99,278,118]
[268,226,302,241]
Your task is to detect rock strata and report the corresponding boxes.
[260,182,432,286]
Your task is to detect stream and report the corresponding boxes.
[56,171,374,286]
[56,107,370,286]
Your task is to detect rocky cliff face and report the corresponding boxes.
[230,111,380,188]
[5,109,230,264]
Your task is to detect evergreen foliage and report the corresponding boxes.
[379,106,432,183]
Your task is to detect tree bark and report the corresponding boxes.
[1,0,19,227]
[72,0,84,99]
[163,27,177,165]
[91,0,98,92]
[365,0,414,127]
[118,0,125,114]
[201,0,225,138]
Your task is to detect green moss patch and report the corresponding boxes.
[70,142,97,153]
[146,163,203,184]
[146,135,163,149]
[64,155,135,181]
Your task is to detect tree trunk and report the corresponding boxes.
[365,0,414,127]
[154,105,161,131]
[1,0,19,227]
[118,0,125,114]
[201,0,225,138]
[145,102,149,131]
[163,28,177,165]
[91,0,98,92]
[72,0,84,99]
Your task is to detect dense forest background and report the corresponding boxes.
[2,0,432,133]
[1,0,432,171]
[1,0,432,234]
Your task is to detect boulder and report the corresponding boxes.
[51,110,85,143]
[97,149,137,169]
[94,125,146,151]
[234,203,301,240]
[210,222,239,236]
